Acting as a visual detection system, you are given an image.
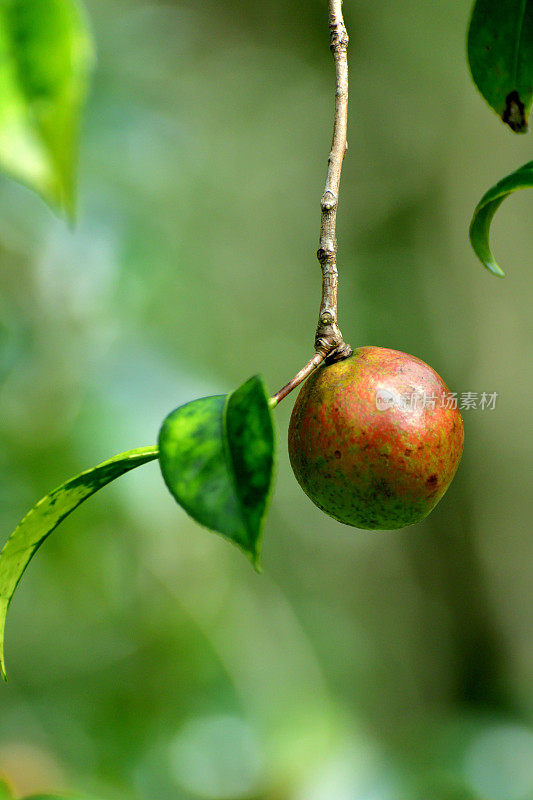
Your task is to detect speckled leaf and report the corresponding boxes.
[158,375,275,567]
[0,446,158,680]
[470,160,533,275]
[468,0,533,132]
[0,0,95,213]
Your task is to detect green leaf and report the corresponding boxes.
[469,160,533,275]
[0,446,158,680]
[0,0,95,213]
[467,0,533,132]
[158,375,275,568]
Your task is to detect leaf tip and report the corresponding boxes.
[486,261,506,278]
[251,553,263,574]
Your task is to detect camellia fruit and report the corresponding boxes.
[288,346,464,529]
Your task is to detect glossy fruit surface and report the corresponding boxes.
[288,346,464,529]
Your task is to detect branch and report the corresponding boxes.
[314,0,352,362]
[271,0,352,406]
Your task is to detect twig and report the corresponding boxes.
[270,353,325,407]
[315,0,352,361]
[271,0,352,406]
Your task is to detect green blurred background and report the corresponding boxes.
[1,0,533,798]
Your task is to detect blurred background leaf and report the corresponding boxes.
[468,0,533,132]
[0,0,532,799]
[0,0,94,213]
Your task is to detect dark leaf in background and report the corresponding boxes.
[468,0,533,131]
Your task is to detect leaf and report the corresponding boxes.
[158,375,275,568]
[0,0,95,213]
[469,160,533,275]
[0,446,158,680]
[467,0,533,132]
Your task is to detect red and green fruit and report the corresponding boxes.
[288,346,464,529]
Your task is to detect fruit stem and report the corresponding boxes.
[271,0,352,406]
[270,353,325,407]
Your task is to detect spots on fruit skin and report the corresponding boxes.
[288,346,464,530]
